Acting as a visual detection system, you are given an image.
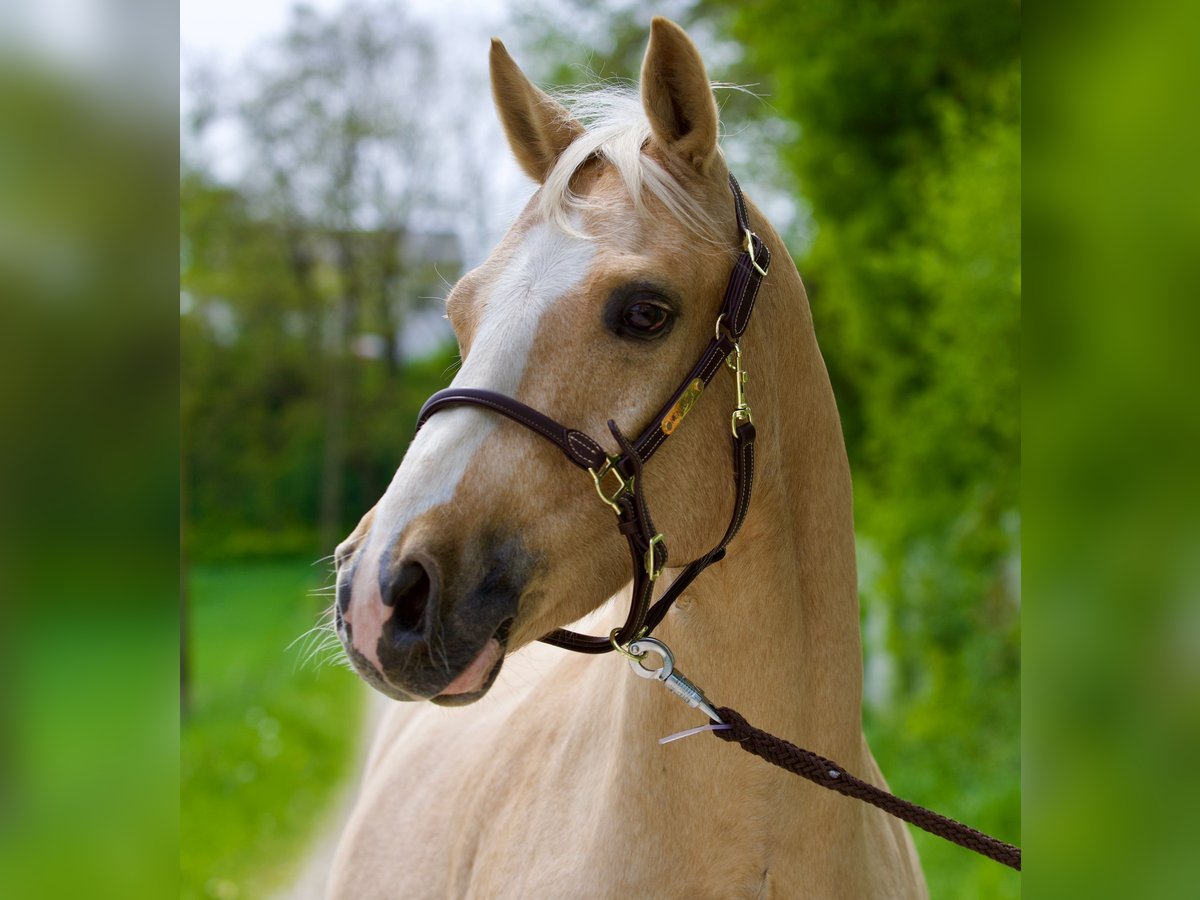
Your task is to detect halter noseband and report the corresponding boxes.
[415,174,770,654]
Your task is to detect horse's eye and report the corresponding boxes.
[623,301,669,331]
[618,299,673,340]
[604,285,677,342]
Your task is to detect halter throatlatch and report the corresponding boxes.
[416,174,770,654]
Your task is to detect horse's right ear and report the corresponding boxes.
[490,39,584,183]
[640,18,719,174]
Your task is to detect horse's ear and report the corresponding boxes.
[490,38,584,183]
[640,17,719,174]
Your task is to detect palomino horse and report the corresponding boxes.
[329,18,928,899]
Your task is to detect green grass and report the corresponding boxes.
[180,559,364,900]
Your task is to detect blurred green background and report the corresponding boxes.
[179,0,1019,897]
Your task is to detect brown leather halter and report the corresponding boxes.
[416,174,770,654]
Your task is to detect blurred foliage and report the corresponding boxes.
[1025,1,1200,897]
[0,50,176,900]
[181,168,460,562]
[181,560,364,900]
[181,3,464,562]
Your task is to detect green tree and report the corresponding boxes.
[232,2,440,548]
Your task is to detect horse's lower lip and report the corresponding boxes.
[437,638,503,696]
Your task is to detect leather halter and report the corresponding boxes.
[416,174,770,654]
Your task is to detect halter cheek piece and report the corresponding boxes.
[415,174,770,654]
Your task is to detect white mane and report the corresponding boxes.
[538,85,725,241]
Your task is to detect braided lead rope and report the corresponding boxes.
[712,706,1022,871]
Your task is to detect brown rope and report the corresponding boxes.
[712,706,1021,872]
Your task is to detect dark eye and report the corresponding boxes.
[605,287,677,342]
[623,301,671,334]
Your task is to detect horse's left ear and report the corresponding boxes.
[490,38,584,183]
[640,17,720,174]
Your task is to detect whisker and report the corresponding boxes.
[431,262,455,293]
[286,621,329,653]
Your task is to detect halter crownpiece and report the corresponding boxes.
[416,173,770,654]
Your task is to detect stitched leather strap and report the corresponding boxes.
[417,388,607,471]
[625,176,769,471]
[725,175,770,338]
[637,419,756,636]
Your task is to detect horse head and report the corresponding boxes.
[334,19,765,704]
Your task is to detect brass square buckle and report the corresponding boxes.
[589,456,633,514]
[644,533,665,581]
[743,228,768,277]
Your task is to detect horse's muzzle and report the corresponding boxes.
[336,539,526,704]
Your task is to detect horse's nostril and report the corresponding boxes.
[383,559,432,633]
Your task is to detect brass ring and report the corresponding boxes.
[610,628,646,661]
[714,313,730,341]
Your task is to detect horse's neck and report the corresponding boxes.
[612,266,865,796]
[489,270,876,885]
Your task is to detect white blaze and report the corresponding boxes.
[369,221,596,546]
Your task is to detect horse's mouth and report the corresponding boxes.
[430,617,512,707]
[336,603,515,704]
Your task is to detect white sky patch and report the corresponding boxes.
[180,0,508,74]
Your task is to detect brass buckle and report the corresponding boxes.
[610,626,649,660]
[589,456,633,515]
[743,228,768,277]
[727,341,753,436]
[644,533,665,581]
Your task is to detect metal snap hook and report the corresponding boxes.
[626,637,674,681]
[624,636,722,723]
